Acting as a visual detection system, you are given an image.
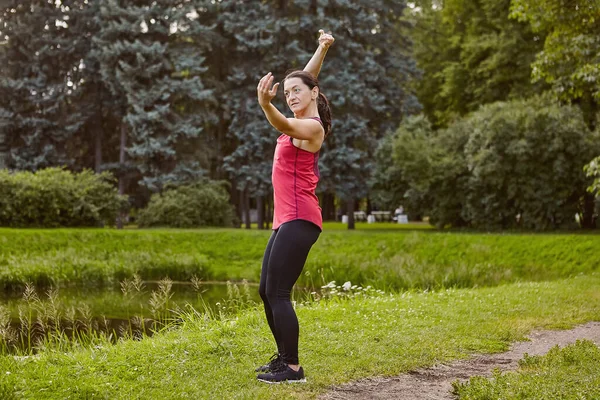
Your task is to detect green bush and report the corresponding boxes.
[378,97,600,230]
[137,181,235,228]
[0,168,127,228]
[463,97,599,230]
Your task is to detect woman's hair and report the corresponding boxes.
[283,70,332,138]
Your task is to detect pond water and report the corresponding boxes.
[0,280,271,353]
[0,280,269,320]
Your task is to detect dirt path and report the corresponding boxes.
[319,322,600,400]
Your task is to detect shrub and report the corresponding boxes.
[0,168,127,227]
[463,97,599,230]
[137,181,235,228]
[380,97,600,230]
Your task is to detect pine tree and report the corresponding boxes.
[220,0,305,228]
[0,1,87,170]
[315,0,420,228]
[93,0,217,194]
[220,0,420,229]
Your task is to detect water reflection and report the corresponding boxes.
[0,280,264,354]
[1,280,262,320]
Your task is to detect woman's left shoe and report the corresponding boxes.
[257,365,306,384]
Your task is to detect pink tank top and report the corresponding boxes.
[271,118,323,231]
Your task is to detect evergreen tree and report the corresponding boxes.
[219,0,420,229]
[0,1,87,170]
[316,0,420,228]
[63,0,118,174]
[219,0,282,228]
[93,0,217,194]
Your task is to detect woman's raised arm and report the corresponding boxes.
[303,30,335,79]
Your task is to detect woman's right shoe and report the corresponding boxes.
[257,365,306,384]
[255,353,284,373]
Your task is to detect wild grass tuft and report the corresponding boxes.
[0,276,259,356]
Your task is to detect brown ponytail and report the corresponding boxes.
[283,70,333,138]
[317,92,332,138]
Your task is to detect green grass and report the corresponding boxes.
[1,274,599,399]
[1,227,599,291]
[453,340,600,399]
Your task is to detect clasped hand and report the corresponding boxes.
[318,29,334,49]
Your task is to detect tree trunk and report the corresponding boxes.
[322,192,335,221]
[581,193,596,229]
[309,0,317,15]
[580,92,598,132]
[94,124,103,173]
[235,187,243,228]
[267,195,272,229]
[117,121,127,229]
[243,187,251,229]
[347,198,355,230]
[257,195,265,230]
[0,130,7,169]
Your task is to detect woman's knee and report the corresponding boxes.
[265,287,290,305]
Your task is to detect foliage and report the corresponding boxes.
[0,168,127,228]
[407,0,546,128]
[585,155,600,196]
[454,340,600,399]
[372,114,471,227]
[369,131,409,213]
[92,0,217,192]
[510,0,600,129]
[137,181,235,228]
[0,1,89,170]
[463,96,599,230]
[0,274,599,398]
[1,0,421,216]
[376,97,600,229]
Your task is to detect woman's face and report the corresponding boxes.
[283,77,316,113]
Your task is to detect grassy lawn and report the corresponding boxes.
[1,227,599,291]
[1,227,599,398]
[1,274,599,399]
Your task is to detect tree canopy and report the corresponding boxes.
[1,0,419,223]
[407,0,546,128]
[510,0,600,129]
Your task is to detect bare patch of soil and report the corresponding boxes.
[319,322,600,400]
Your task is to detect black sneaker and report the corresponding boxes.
[254,353,284,373]
[257,365,306,384]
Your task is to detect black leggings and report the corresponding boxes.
[258,219,320,365]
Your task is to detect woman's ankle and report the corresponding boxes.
[288,364,300,372]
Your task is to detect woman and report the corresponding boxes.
[255,30,334,384]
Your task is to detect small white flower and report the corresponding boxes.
[342,281,352,291]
